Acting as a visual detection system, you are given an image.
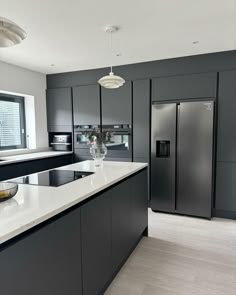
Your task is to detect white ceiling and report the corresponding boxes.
[1,0,236,74]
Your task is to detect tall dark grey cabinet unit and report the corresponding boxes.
[151,101,214,218]
[73,84,100,126]
[101,81,132,125]
[46,88,73,132]
[73,84,101,162]
[215,70,236,217]
[133,79,150,163]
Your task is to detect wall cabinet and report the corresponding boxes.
[73,84,101,126]
[46,88,73,132]
[152,72,217,101]
[0,207,82,295]
[101,81,132,125]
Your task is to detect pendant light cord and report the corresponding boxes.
[110,31,113,73]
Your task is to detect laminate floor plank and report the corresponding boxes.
[105,210,236,295]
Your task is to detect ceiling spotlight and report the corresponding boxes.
[0,16,26,47]
[98,26,125,89]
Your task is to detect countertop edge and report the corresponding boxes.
[0,151,73,166]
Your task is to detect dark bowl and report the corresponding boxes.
[0,182,18,202]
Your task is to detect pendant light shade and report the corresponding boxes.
[98,71,125,89]
[98,26,125,89]
[0,17,26,47]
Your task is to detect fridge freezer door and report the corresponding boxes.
[176,101,214,218]
[151,103,176,212]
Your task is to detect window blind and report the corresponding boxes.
[0,100,22,148]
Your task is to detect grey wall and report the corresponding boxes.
[47,50,236,88]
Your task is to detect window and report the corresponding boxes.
[0,93,26,150]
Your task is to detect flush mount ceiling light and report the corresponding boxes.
[98,26,125,89]
[0,17,26,47]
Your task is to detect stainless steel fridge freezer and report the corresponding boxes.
[151,101,214,218]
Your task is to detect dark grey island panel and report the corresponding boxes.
[0,207,82,295]
[0,167,148,295]
[112,169,148,273]
[81,190,112,295]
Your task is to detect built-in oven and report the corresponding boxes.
[74,125,100,149]
[102,125,132,159]
[74,125,100,162]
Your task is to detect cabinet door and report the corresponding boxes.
[81,191,112,295]
[217,70,236,162]
[111,179,133,273]
[133,79,150,159]
[215,162,236,212]
[46,88,72,132]
[101,81,132,124]
[0,208,82,295]
[73,84,100,125]
[152,72,217,101]
[131,169,148,238]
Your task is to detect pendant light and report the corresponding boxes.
[0,17,26,47]
[98,26,125,89]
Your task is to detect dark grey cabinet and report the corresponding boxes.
[131,169,148,238]
[0,208,82,295]
[152,72,217,101]
[73,84,101,125]
[111,170,148,273]
[133,79,150,160]
[111,179,133,272]
[0,154,73,181]
[217,70,236,162]
[46,88,73,132]
[0,168,148,295]
[215,70,236,215]
[81,191,112,295]
[215,162,236,212]
[101,81,132,125]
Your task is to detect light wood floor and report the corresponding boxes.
[105,209,236,295]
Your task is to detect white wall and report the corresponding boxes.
[0,60,47,150]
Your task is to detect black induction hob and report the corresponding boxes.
[11,170,94,187]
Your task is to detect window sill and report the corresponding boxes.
[0,148,51,157]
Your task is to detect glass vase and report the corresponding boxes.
[90,142,107,167]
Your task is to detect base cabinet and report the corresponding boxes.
[0,168,148,295]
[131,169,148,238]
[0,155,73,181]
[112,169,148,273]
[81,191,112,295]
[112,180,133,272]
[0,208,82,295]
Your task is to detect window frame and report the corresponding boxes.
[0,93,26,150]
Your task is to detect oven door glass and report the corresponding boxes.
[76,133,91,147]
[105,134,130,151]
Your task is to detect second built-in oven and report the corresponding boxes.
[102,125,132,159]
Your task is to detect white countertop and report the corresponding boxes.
[0,151,73,166]
[0,161,147,245]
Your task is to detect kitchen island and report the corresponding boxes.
[0,160,148,295]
